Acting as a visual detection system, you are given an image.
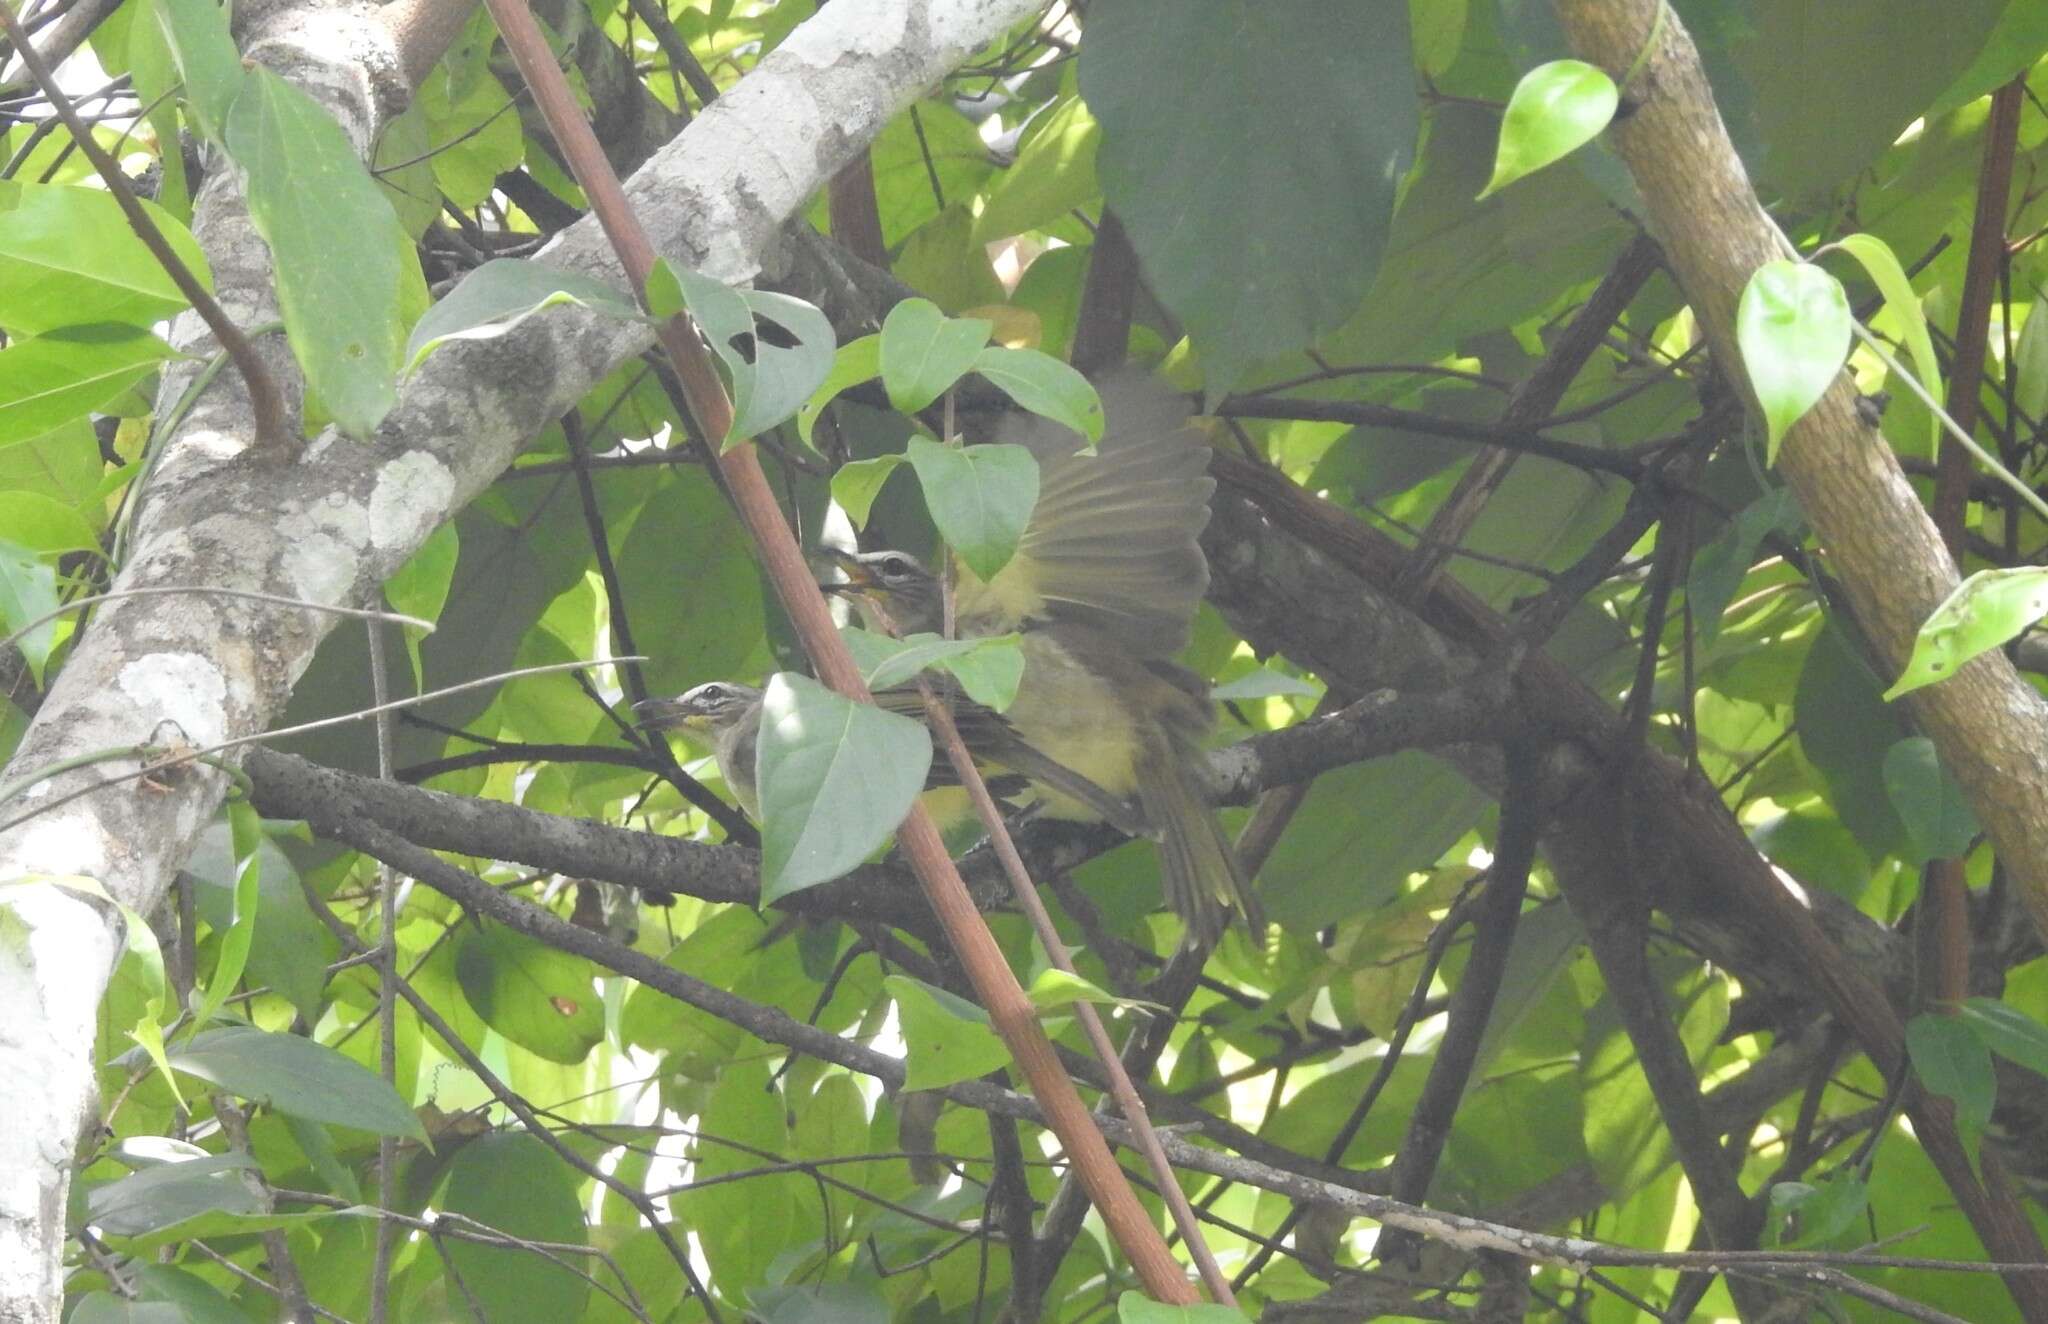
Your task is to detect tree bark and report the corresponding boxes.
[0,1,1042,1313]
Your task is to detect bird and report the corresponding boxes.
[823,372,1261,945]
[634,679,1153,841]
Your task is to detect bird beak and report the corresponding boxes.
[633,696,704,733]
[815,547,876,597]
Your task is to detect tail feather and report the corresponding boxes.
[1136,737,1262,948]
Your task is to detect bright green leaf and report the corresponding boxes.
[1881,737,1979,865]
[0,183,212,335]
[1735,260,1851,463]
[0,324,178,447]
[439,1135,591,1324]
[1478,60,1619,200]
[0,539,60,683]
[185,799,261,1039]
[404,258,639,373]
[383,519,459,689]
[878,297,991,413]
[973,94,1101,242]
[0,491,102,556]
[1116,1294,1254,1323]
[1210,667,1321,701]
[1906,1012,1996,1130]
[884,973,1010,1090]
[972,346,1105,446]
[829,454,904,529]
[755,672,931,901]
[1885,566,2048,700]
[799,333,882,446]
[1958,998,2048,1079]
[161,1025,427,1140]
[225,67,406,438]
[840,627,1026,712]
[1834,233,1942,458]
[85,1153,261,1238]
[905,437,1039,582]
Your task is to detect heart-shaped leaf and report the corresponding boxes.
[1736,260,1851,463]
[1479,59,1619,199]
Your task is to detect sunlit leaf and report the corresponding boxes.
[1479,60,1619,199]
[905,437,1039,582]
[972,347,1105,446]
[404,258,640,374]
[1736,260,1851,462]
[829,454,904,529]
[885,974,1010,1090]
[878,297,990,413]
[1958,997,2048,1079]
[161,1026,426,1140]
[755,673,931,901]
[1885,566,2048,700]
[649,260,836,447]
[799,333,882,445]
[0,183,212,335]
[0,324,178,447]
[1834,233,1942,458]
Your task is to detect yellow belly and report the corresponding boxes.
[1002,632,1142,818]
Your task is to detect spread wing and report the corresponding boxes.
[956,372,1214,658]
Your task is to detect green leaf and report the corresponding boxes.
[973,93,1101,242]
[403,258,640,374]
[840,627,1026,712]
[905,437,1039,582]
[884,974,1011,1090]
[1116,1294,1254,1323]
[1025,968,1162,1016]
[750,1282,891,1324]
[0,324,178,447]
[1834,233,1942,458]
[1881,737,1979,865]
[1686,488,1802,646]
[152,0,244,142]
[453,921,605,1065]
[1796,623,1909,859]
[879,298,991,413]
[650,260,837,447]
[185,799,261,1038]
[225,67,406,438]
[85,1153,261,1238]
[1884,566,2048,700]
[69,1293,191,1324]
[755,673,931,901]
[1767,1173,1869,1248]
[1210,666,1321,701]
[1735,260,1851,463]
[0,491,102,556]
[1478,60,1619,200]
[829,454,904,529]
[383,519,459,689]
[972,346,1105,446]
[0,183,212,335]
[439,1135,590,1324]
[799,333,882,446]
[1080,0,1416,394]
[1958,997,2048,1079]
[0,538,59,683]
[417,68,525,210]
[162,1025,426,1140]
[1906,1012,1996,1130]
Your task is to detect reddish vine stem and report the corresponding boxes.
[479,0,1199,1303]
[0,3,287,451]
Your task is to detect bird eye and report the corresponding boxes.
[882,553,913,574]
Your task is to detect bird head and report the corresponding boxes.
[818,547,943,635]
[634,681,761,739]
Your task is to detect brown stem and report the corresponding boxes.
[827,150,889,270]
[0,2,287,451]
[478,0,1198,1300]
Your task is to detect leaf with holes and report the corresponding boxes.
[1885,566,2048,699]
[648,260,836,447]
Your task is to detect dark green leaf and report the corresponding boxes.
[453,922,605,1065]
[68,1294,188,1324]
[86,1153,260,1237]
[0,183,211,335]
[750,1282,892,1324]
[1906,1012,1996,1130]
[1735,260,1850,463]
[885,974,1011,1090]
[655,261,836,446]
[439,1135,590,1324]
[878,297,991,413]
[755,672,931,901]
[1686,488,1802,646]
[1885,567,2048,700]
[972,346,1104,445]
[905,437,1039,582]
[1881,736,1979,865]
[160,1026,425,1139]
[1958,998,2048,1079]
[404,258,640,374]
[1795,622,1909,859]
[1081,0,1417,394]
[225,68,406,437]
[152,0,243,141]
[1768,1173,1869,1248]
[1479,60,1618,199]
